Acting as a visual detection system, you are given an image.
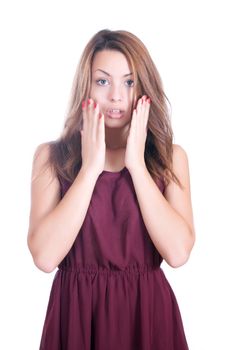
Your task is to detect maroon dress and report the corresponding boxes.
[39,167,189,349]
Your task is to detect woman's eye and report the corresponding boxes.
[126,79,134,87]
[95,79,134,87]
[96,79,108,86]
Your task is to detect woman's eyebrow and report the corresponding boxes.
[94,69,133,77]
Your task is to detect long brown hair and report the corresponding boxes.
[38,29,182,189]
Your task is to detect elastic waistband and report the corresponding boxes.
[58,263,161,275]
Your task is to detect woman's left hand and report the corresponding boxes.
[124,95,151,172]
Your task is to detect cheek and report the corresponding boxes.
[133,93,139,105]
[89,83,99,97]
[128,99,136,113]
[90,88,104,101]
[89,86,95,98]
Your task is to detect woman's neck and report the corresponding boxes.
[105,125,129,149]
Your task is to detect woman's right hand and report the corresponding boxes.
[80,98,106,177]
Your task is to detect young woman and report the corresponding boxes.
[27,29,195,349]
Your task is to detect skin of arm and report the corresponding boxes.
[27,144,98,273]
[129,144,196,268]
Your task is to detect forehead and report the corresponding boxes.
[92,50,131,75]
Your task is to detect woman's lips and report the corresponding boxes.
[106,109,124,119]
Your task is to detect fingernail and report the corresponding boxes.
[147,98,151,104]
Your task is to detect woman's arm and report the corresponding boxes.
[27,143,98,273]
[129,144,195,268]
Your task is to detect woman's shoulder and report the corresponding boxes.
[32,142,52,163]
[165,143,191,194]
[172,143,189,160]
[171,143,190,179]
[32,142,52,176]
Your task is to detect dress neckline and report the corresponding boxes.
[101,166,128,175]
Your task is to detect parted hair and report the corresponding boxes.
[36,29,182,189]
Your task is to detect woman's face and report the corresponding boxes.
[90,50,137,128]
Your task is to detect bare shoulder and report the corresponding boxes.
[32,142,52,180]
[164,143,195,236]
[165,144,190,188]
[171,143,189,174]
[28,142,61,239]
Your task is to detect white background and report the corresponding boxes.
[1,0,228,349]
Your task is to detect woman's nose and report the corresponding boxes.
[111,97,122,102]
[109,85,122,102]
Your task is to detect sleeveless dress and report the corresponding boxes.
[39,167,189,350]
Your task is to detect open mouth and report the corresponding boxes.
[106,109,124,119]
